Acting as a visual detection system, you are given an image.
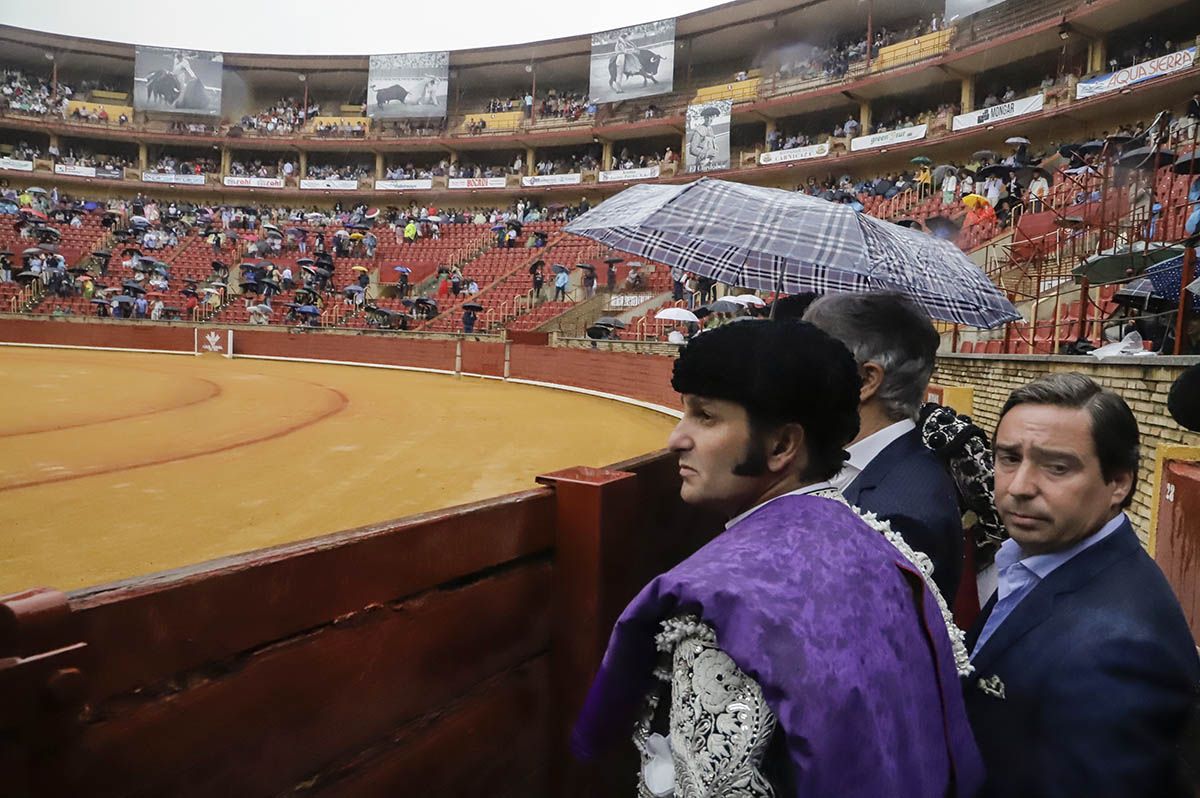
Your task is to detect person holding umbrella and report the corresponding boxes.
[462,302,480,333]
[531,262,545,301]
[941,169,958,206]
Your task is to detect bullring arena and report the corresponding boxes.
[2,0,1200,794]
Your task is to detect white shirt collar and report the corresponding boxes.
[724,480,840,530]
[830,418,916,492]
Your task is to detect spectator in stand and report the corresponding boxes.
[553,267,569,301]
[462,306,477,333]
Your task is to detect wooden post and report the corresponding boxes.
[536,465,639,795]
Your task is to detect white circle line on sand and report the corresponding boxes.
[233,354,683,419]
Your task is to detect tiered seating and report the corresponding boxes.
[374,223,491,285]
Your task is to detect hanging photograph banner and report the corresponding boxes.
[521,173,583,187]
[598,165,661,183]
[1075,47,1197,99]
[952,94,1044,131]
[96,164,124,180]
[0,158,34,172]
[142,172,205,185]
[850,123,928,152]
[375,178,434,190]
[367,52,450,119]
[299,178,360,190]
[133,47,223,116]
[589,18,676,104]
[759,142,830,166]
[447,177,507,189]
[54,164,95,177]
[685,99,732,173]
[224,176,285,188]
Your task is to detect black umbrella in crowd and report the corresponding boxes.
[462,302,484,311]
[593,316,627,329]
[1116,147,1176,171]
[976,164,1014,180]
[925,215,963,239]
[122,281,146,294]
[1173,151,1200,175]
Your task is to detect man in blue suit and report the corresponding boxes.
[805,292,964,601]
[965,373,1200,797]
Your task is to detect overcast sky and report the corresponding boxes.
[2,0,730,54]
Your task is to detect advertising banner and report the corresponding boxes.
[299,178,360,190]
[0,158,34,172]
[759,142,830,165]
[367,52,449,118]
[142,171,205,185]
[952,93,1044,131]
[447,177,507,189]
[850,123,928,152]
[134,46,223,115]
[589,18,675,103]
[375,178,434,190]
[1076,47,1197,99]
[96,164,124,180]
[685,99,732,172]
[520,173,582,187]
[223,176,285,188]
[54,163,95,177]
[598,165,660,183]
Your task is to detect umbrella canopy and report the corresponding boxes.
[343,285,366,295]
[22,247,43,256]
[1016,166,1054,186]
[393,265,412,274]
[925,216,962,239]
[704,299,743,314]
[261,223,280,232]
[112,295,135,304]
[593,316,628,329]
[910,156,932,165]
[552,264,569,274]
[462,302,484,311]
[655,307,700,323]
[1073,243,1184,284]
[122,281,146,294]
[295,257,315,266]
[415,297,438,307]
[976,164,1014,180]
[1116,147,1175,171]
[1146,255,1200,313]
[351,265,369,272]
[1077,139,1107,155]
[961,193,990,209]
[1172,151,1200,176]
[971,150,997,162]
[564,178,1018,328]
[732,294,766,307]
[603,257,624,264]
[25,186,48,195]
[1111,277,1174,312]
[931,164,958,184]
[14,271,40,282]
[1005,136,1031,145]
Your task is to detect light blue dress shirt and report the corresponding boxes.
[971,512,1127,659]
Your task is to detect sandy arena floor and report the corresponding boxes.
[0,347,675,593]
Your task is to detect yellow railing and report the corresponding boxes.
[870,29,953,73]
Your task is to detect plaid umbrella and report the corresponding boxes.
[564,178,1019,328]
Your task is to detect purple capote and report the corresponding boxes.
[572,494,983,798]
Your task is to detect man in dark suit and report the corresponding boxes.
[965,373,1200,797]
[805,292,964,601]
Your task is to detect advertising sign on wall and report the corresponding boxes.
[850,123,928,152]
[447,177,507,189]
[759,142,830,166]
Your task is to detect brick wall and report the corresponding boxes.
[934,354,1199,534]
[0,316,194,351]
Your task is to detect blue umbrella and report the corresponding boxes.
[564,177,1019,328]
[393,265,412,274]
[1146,254,1200,313]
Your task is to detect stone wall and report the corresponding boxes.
[933,353,1200,535]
